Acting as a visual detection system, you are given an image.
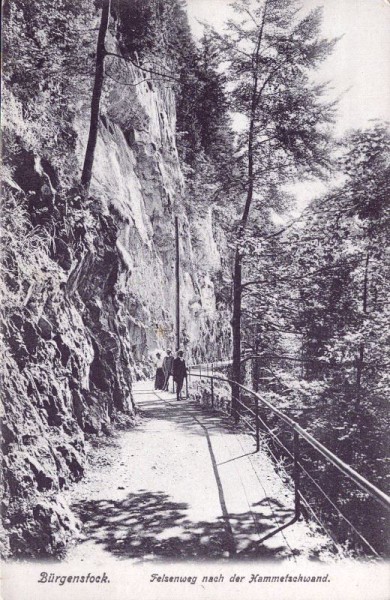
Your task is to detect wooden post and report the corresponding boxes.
[175,216,180,351]
[211,376,214,408]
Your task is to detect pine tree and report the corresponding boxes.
[212,0,337,417]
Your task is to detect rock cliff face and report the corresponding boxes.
[82,60,229,368]
[1,28,230,557]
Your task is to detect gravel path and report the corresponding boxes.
[64,380,334,565]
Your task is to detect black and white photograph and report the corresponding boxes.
[1,1,389,599]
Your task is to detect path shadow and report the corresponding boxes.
[72,491,295,562]
[136,395,242,439]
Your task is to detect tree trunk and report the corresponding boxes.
[230,113,255,418]
[252,330,260,393]
[81,0,110,198]
[230,2,268,415]
[356,252,369,406]
[231,249,242,421]
[230,88,256,419]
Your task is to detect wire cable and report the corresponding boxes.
[189,373,386,557]
[298,461,380,556]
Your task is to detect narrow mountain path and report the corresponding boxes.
[65,381,334,564]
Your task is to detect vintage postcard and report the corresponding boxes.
[1,0,389,599]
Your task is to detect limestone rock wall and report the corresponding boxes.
[80,58,230,368]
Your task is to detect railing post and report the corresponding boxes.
[211,376,214,408]
[255,395,260,452]
[293,430,301,520]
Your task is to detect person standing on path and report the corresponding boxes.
[172,350,187,401]
[162,349,174,391]
[154,352,165,390]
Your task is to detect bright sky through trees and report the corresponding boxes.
[187,0,390,135]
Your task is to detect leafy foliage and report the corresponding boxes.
[112,0,233,181]
[236,123,389,554]
[216,0,337,202]
[2,0,97,180]
[240,123,389,486]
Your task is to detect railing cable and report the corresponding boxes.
[189,368,390,512]
[298,461,380,556]
[298,491,341,554]
[188,365,390,557]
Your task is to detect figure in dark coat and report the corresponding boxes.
[172,350,187,401]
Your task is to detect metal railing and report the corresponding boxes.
[187,364,390,557]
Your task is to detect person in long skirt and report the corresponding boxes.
[162,349,174,391]
[154,352,165,390]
